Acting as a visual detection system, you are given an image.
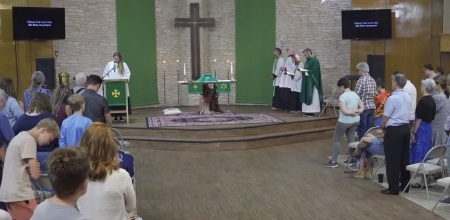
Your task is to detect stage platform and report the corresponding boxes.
[113,105,338,151]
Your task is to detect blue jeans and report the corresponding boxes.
[358,109,375,139]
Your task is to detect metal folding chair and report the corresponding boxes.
[402,145,447,200]
[319,87,340,117]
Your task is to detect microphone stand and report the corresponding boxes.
[101,65,115,97]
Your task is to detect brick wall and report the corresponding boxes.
[155,0,235,106]
[53,0,349,105]
[276,0,351,98]
[52,0,117,86]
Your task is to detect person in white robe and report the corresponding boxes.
[272,48,285,109]
[279,48,295,110]
[102,51,131,122]
[289,54,304,112]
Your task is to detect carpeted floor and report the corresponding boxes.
[146,112,284,128]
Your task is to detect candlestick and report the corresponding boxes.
[230,62,233,74]
[183,63,186,76]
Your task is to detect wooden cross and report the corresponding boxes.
[175,3,215,80]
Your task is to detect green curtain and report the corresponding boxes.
[235,0,276,104]
[116,0,159,106]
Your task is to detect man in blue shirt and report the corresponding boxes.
[381,72,412,195]
[59,94,92,147]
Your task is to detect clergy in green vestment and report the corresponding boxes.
[301,48,324,115]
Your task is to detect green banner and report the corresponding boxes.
[217,82,231,93]
[188,82,203,94]
[105,81,127,106]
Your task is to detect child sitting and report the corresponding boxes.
[31,147,90,220]
[354,129,385,178]
[59,94,93,147]
[0,118,59,220]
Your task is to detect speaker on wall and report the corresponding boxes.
[367,55,385,81]
[35,58,55,89]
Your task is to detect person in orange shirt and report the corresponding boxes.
[374,78,390,126]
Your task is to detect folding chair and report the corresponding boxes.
[319,87,341,117]
[370,155,385,180]
[402,145,447,200]
[426,147,448,177]
[32,174,54,204]
[345,126,380,172]
[431,177,450,212]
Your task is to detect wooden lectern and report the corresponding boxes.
[103,79,129,124]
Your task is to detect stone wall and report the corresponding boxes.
[276,0,351,98]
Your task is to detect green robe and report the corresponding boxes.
[300,55,324,106]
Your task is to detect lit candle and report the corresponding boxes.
[230,62,233,74]
[183,63,186,76]
[163,60,166,71]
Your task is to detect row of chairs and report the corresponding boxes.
[344,126,450,213]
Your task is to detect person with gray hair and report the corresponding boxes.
[71,72,87,94]
[407,78,437,188]
[24,71,51,112]
[354,62,377,147]
[380,73,412,195]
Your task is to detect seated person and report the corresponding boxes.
[59,94,93,147]
[354,129,385,178]
[31,147,90,220]
[118,150,135,181]
[198,84,223,115]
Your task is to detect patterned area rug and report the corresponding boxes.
[146,112,284,128]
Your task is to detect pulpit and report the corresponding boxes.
[103,79,129,124]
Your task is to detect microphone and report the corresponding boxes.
[102,63,115,80]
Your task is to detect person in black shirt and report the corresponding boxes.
[409,79,436,188]
[82,75,112,126]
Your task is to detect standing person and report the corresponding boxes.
[325,77,364,168]
[0,77,24,127]
[77,123,136,219]
[423,64,438,80]
[71,72,87,94]
[301,48,324,116]
[436,66,445,76]
[279,48,295,110]
[354,62,377,138]
[393,71,417,128]
[0,118,59,220]
[381,73,412,195]
[431,75,449,146]
[13,93,59,173]
[31,148,90,220]
[103,51,131,122]
[410,79,436,164]
[374,78,390,126]
[24,71,51,112]
[271,48,284,109]
[82,75,112,126]
[289,54,303,113]
[59,94,93,147]
[50,85,73,126]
